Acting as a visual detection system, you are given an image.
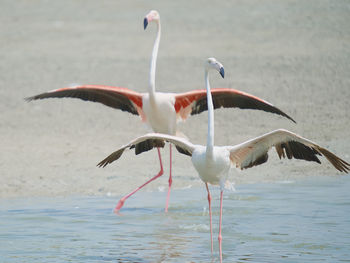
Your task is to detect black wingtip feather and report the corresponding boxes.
[135,139,165,155]
[175,145,192,156]
[24,89,140,115]
[97,149,125,168]
[190,91,296,124]
[280,141,321,164]
[24,96,34,102]
[242,153,268,169]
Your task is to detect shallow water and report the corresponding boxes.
[1,176,349,263]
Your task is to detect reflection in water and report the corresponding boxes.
[0,176,349,262]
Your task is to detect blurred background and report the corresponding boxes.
[1,0,349,198]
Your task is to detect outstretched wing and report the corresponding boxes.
[26,85,145,117]
[174,88,295,123]
[97,133,195,168]
[227,129,349,172]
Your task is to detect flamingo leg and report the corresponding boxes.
[165,144,172,212]
[218,190,223,263]
[114,147,164,214]
[205,183,213,255]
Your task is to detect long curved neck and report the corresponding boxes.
[205,69,214,158]
[148,20,161,101]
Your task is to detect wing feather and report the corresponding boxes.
[174,88,296,123]
[228,129,349,173]
[97,133,195,168]
[26,85,144,116]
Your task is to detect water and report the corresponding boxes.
[1,176,349,262]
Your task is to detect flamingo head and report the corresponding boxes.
[206,57,225,78]
[144,10,160,30]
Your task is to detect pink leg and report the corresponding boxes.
[218,190,224,263]
[114,148,164,214]
[165,144,172,212]
[205,183,213,255]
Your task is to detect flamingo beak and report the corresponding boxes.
[220,67,225,78]
[143,17,148,30]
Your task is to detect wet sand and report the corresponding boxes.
[1,0,349,198]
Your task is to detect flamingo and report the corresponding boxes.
[97,58,349,262]
[26,10,296,213]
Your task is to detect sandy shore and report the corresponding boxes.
[1,0,349,199]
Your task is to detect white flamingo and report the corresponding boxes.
[97,58,349,263]
[26,10,295,213]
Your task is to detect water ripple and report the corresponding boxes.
[0,176,349,262]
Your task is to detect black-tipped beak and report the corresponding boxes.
[143,18,148,30]
[220,67,225,78]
